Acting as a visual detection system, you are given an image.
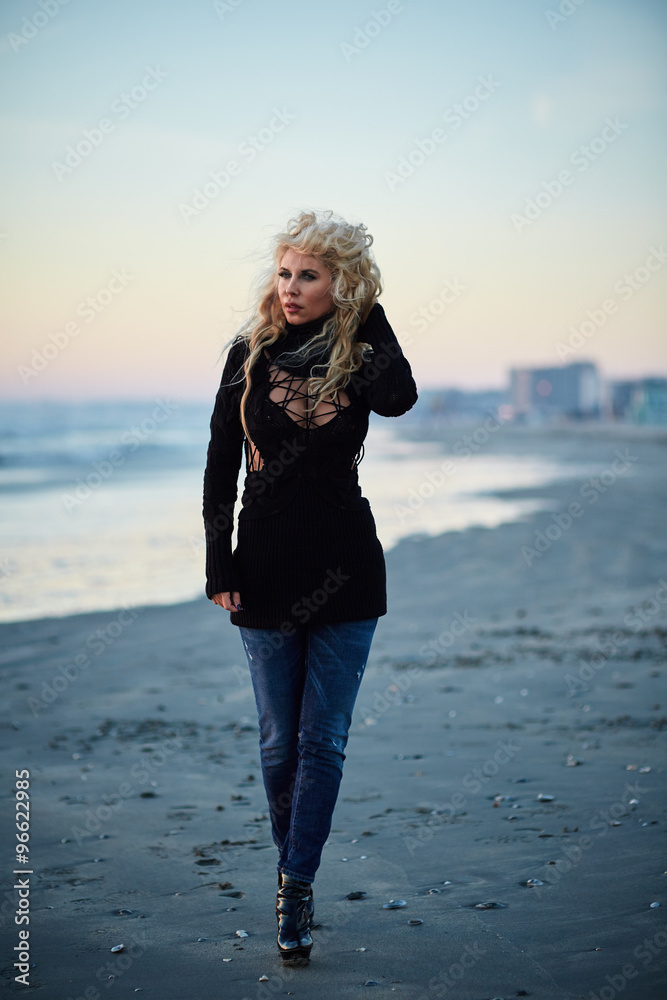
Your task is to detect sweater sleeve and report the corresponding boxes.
[202,338,247,599]
[350,301,418,416]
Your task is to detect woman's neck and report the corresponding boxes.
[283,310,335,337]
[269,310,336,375]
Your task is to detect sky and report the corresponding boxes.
[1,0,665,401]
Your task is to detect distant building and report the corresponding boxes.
[611,377,667,424]
[509,361,601,422]
[609,380,636,420]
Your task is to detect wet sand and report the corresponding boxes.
[1,423,666,999]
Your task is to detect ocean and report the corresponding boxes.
[0,400,591,623]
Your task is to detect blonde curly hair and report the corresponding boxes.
[232,209,383,439]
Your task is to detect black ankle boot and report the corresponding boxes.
[278,872,315,926]
[276,873,314,965]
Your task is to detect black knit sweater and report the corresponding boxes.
[202,302,418,629]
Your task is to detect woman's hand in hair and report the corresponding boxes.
[212,591,243,612]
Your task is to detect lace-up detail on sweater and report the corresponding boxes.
[246,346,351,471]
[267,359,350,429]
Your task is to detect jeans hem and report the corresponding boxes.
[279,863,315,885]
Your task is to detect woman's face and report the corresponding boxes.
[278,249,335,324]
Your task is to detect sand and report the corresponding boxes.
[1,423,666,999]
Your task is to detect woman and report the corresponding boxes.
[202,209,418,965]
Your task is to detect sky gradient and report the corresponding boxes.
[1,0,665,400]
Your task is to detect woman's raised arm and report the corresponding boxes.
[350,302,418,416]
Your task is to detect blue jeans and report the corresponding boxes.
[238,618,378,884]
